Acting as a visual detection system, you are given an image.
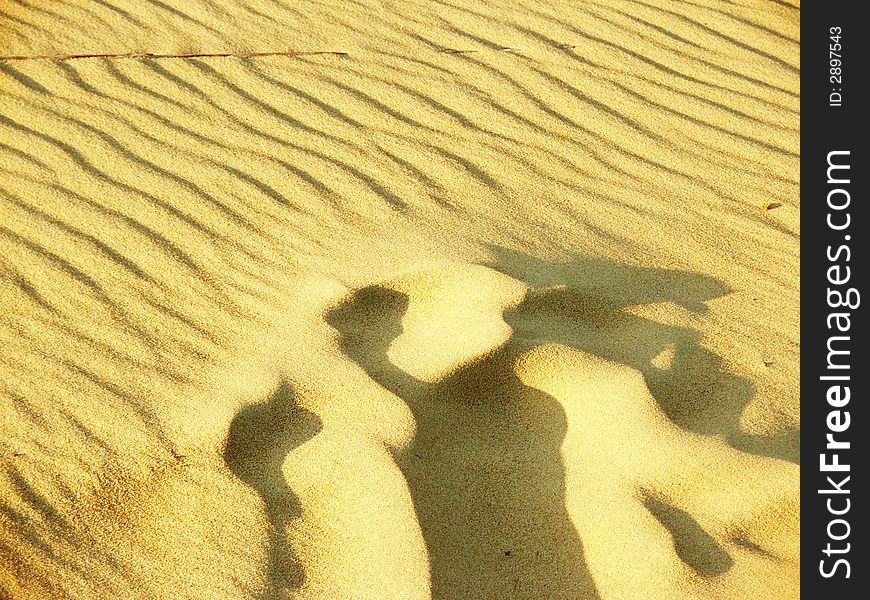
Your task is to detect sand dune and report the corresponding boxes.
[1,0,798,598]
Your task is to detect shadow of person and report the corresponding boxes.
[327,286,601,600]
[488,245,798,464]
[324,252,797,597]
[224,380,322,598]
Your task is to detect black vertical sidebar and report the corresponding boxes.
[802,2,867,596]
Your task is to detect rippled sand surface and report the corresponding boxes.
[1,1,799,598]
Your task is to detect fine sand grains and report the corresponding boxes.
[1,1,798,598]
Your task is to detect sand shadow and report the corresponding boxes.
[325,252,797,595]
[643,493,733,577]
[489,246,798,464]
[224,380,321,598]
[327,286,600,599]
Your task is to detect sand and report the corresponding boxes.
[0,0,799,598]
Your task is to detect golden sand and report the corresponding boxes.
[0,0,799,598]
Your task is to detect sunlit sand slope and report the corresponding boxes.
[1,0,798,598]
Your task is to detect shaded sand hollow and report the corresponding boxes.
[0,0,798,598]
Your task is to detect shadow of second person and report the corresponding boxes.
[487,247,798,464]
[327,286,601,600]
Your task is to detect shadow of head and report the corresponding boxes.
[224,380,321,498]
[325,286,410,361]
